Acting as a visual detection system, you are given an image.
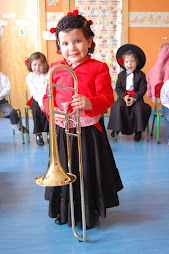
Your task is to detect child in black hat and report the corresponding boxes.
[107,44,151,141]
[43,10,123,230]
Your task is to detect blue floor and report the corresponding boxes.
[0,115,169,254]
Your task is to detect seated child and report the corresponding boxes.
[147,43,169,103]
[0,72,27,132]
[107,44,151,141]
[160,80,169,146]
[25,52,49,146]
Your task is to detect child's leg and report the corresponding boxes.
[30,98,48,134]
[107,98,128,133]
[132,100,151,141]
[30,98,49,146]
[162,105,169,143]
[0,99,21,130]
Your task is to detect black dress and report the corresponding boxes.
[45,118,123,228]
[107,70,151,134]
[30,98,49,134]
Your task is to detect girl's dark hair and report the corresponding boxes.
[27,52,49,73]
[122,50,139,64]
[55,13,95,54]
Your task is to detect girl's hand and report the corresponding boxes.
[124,95,130,105]
[125,96,135,107]
[40,105,46,113]
[124,95,135,107]
[126,97,135,107]
[54,107,65,125]
[71,94,92,110]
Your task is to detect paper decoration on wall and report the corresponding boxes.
[46,12,64,31]
[3,13,16,18]
[15,20,27,36]
[48,0,59,6]
[129,12,169,27]
[75,0,122,88]
[0,20,8,36]
[43,31,56,40]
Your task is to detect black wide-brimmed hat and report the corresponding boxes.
[116,44,146,70]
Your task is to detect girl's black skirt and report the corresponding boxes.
[107,98,152,135]
[45,118,123,227]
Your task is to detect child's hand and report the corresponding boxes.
[124,95,135,107]
[124,95,130,105]
[40,105,46,113]
[54,107,65,125]
[71,94,92,110]
[126,97,135,107]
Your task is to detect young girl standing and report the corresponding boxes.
[26,52,49,146]
[107,44,152,142]
[43,10,123,229]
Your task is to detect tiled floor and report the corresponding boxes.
[0,115,169,254]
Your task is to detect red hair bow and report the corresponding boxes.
[118,58,124,65]
[67,9,78,16]
[50,27,56,34]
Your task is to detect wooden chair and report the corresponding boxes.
[24,82,31,142]
[0,94,25,144]
[151,82,165,143]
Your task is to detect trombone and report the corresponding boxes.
[34,64,87,242]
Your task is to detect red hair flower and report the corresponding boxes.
[118,58,124,65]
[25,58,29,66]
[88,20,93,25]
[56,50,61,54]
[67,9,78,16]
[50,27,56,34]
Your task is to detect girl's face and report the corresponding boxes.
[124,54,137,73]
[58,28,92,64]
[31,59,45,74]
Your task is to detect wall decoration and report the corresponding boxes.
[75,0,122,89]
[46,12,64,30]
[43,31,56,40]
[15,20,27,36]
[3,13,16,18]
[129,12,169,27]
[48,0,59,6]
[0,20,8,36]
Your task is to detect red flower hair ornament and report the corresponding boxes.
[117,58,124,65]
[67,9,78,16]
[25,58,29,66]
[88,20,93,25]
[50,27,56,34]
[66,10,93,26]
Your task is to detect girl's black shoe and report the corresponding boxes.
[134,131,142,142]
[111,131,119,137]
[86,212,99,230]
[36,133,44,146]
[55,214,66,225]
